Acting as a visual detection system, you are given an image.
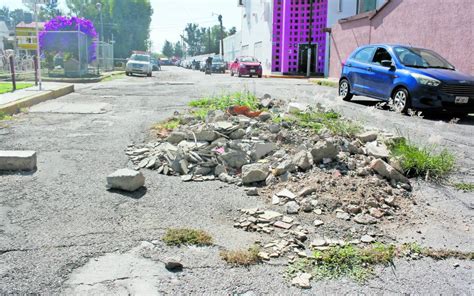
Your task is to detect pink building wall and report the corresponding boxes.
[329,0,474,78]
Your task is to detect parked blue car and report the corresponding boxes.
[339,44,474,116]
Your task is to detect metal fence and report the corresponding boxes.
[0,50,37,82]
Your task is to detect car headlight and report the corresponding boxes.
[411,73,441,87]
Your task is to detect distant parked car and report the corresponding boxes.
[339,44,474,116]
[151,58,161,71]
[126,54,152,77]
[230,56,263,78]
[211,56,226,73]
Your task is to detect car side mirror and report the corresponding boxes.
[381,60,394,68]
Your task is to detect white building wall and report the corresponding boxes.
[240,0,273,74]
[0,22,9,51]
[325,0,385,77]
[223,32,242,63]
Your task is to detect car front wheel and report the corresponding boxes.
[391,87,411,114]
[339,79,353,101]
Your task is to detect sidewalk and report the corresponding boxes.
[0,82,74,115]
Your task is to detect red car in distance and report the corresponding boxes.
[230,56,263,78]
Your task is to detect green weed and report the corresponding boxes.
[388,139,455,180]
[292,109,361,137]
[162,228,213,246]
[453,183,474,192]
[152,118,181,131]
[288,243,395,283]
[189,91,260,111]
[0,112,13,121]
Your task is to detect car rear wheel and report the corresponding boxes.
[230,70,234,76]
[391,87,411,114]
[238,71,242,78]
[339,79,353,101]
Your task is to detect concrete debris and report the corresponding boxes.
[371,159,410,184]
[286,201,300,214]
[0,150,37,171]
[356,131,378,143]
[106,168,145,192]
[276,188,297,200]
[292,273,312,289]
[365,141,390,159]
[311,141,338,163]
[242,163,270,184]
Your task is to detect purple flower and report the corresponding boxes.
[39,16,98,63]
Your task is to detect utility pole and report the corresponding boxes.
[34,0,42,90]
[96,2,103,74]
[307,0,314,78]
[218,15,224,59]
[208,27,211,54]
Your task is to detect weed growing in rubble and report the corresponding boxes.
[162,228,213,246]
[220,245,261,266]
[453,182,474,192]
[292,109,362,137]
[189,92,260,111]
[0,112,13,121]
[287,243,395,283]
[388,138,455,180]
[152,118,181,131]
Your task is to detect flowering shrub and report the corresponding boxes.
[39,16,97,63]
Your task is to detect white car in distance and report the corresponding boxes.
[126,54,153,77]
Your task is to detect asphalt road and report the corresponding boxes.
[0,67,472,294]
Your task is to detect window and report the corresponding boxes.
[372,47,392,65]
[357,0,377,14]
[353,47,375,63]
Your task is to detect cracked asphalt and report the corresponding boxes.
[0,67,472,294]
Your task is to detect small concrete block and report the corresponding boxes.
[106,168,145,192]
[0,151,37,171]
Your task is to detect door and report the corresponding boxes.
[298,44,317,74]
[349,46,376,94]
[367,47,396,99]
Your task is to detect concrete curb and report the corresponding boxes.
[41,71,125,84]
[0,84,74,115]
[263,74,310,79]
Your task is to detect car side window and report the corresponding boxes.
[372,48,393,65]
[353,47,375,63]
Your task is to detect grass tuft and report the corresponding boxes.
[152,118,181,131]
[162,228,213,246]
[291,108,361,137]
[220,245,261,266]
[312,80,338,88]
[288,243,395,283]
[189,92,259,120]
[0,82,33,94]
[0,112,13,121]
[388,138,455,180]
[453,182,474,192]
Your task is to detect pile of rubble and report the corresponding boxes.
[127,95,414,263]
[127,98,409,189]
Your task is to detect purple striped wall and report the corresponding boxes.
[272,0,328,74]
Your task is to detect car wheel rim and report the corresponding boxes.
[393,91,407,112]
[340,82,348,97]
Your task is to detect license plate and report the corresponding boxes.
[250,69,256,73]
[455,96,469,104]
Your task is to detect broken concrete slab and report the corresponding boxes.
[370,159,409,184]
[356,131,378,143]
[0,150,37,171]
[365,141,390,159]
[241,163,270,184]
[311,141,338,163]
[106,169,145,192]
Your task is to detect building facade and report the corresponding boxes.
[329,0,474,77]
[271,0,328,75]
[15,22,45,56]
[223,31,242,64]
[239,0,274,75]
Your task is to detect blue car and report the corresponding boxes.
[339,44,474,116]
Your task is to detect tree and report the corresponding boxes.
[182,23,239,57]
[39,0,62,21]
[162,40,174,58]
[0,7,32,29]
[183,23,203,56]
[65,0,153,58]
[174,42,184,58]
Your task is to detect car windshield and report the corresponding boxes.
[394,47,454,70]
[131,54,150,62]
[213,58,223,63]
[241,57,257,62]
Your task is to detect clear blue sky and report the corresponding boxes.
[0,0,242,52]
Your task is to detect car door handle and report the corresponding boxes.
[346,63,352,67]
[367,67,373,72]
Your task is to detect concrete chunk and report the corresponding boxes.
[0,151,37,171]
[107,168,145,192]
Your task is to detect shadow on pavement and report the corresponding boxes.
[108,187,148,199]
[348,99,474,125]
